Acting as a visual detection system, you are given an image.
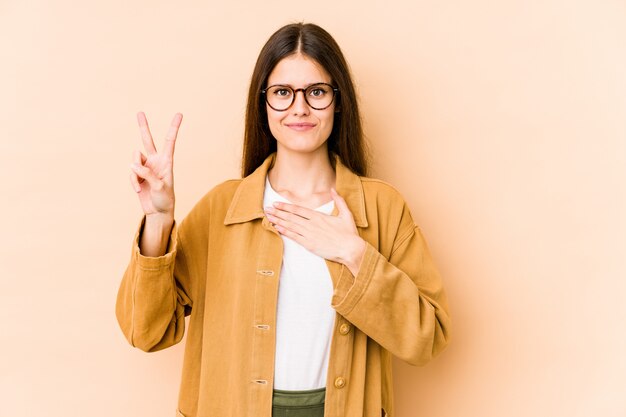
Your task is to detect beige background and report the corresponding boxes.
[1,0,625,416]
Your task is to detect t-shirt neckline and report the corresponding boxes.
[265,176,334,212]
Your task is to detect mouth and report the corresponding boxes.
[285,122,316,131]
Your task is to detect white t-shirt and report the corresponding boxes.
[263,175,336,390]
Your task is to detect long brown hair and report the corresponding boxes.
[242,23,368,177]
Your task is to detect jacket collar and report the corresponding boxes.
[224,152,368,227]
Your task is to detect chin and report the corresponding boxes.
[274,134,328,154]
[277,139,328,155]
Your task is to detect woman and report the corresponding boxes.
[117,23,451,417]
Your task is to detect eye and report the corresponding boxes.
[308,87,327,97]
[272,88,292,98]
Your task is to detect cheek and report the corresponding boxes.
[319,111,335,132]
[266,108,282,134]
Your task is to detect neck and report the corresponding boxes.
[268,147,336,204]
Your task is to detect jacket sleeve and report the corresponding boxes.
[331,209,451,366]
[115,217,193,352]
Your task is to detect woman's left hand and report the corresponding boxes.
[264,188,366,277]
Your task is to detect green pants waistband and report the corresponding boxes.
[272,387,326,408]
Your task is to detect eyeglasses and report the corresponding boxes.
[261,83,338,111]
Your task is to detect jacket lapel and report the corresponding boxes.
[223,152,368,228]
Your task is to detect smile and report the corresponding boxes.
[285,123,316,131]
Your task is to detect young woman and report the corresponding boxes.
[116,23,451,417]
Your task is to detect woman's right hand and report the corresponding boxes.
[130,112,183,221]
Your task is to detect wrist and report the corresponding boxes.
[142,213,175,254]
[145,212,175,228]
[342,237,366,277]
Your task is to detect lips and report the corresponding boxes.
[285,122,316,131]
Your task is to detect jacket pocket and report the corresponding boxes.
[381,408,388,417]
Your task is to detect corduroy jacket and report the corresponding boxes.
[116,152,451,417]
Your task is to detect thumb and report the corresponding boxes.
[130,162,163,190]
[330,188,352,218]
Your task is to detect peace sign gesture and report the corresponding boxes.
[130,112,182,220]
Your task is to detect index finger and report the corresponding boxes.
[163,113,183,158]
[272,201,315,220]
[136,112,157,155]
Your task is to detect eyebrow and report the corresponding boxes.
[266,82,328,88]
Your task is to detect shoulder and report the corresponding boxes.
[359,176,408,203]
[205,179,243,202]
[191,178,242,210]
[358,176,417,240]
[176,179,244,246]
[181,178,242,224]
[359,177,412,219]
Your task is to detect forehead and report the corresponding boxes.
[267,54,331,86]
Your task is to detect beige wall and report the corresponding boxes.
[1,1,625,416]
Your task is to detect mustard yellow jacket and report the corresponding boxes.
[116,152,451,417]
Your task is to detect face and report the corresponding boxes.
[265,54,336,156]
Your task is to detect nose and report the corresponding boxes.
[291,89,310,115]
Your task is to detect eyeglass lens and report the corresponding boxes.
[265,84,335,111]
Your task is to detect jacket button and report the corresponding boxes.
[334,377,346,389]
[339,323,351,335]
